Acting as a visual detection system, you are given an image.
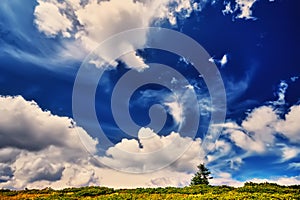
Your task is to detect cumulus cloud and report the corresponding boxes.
[219,79,300,161]
[100,127,204,173]
[34,0,198,70]
[0,95,207,189]
[220,105,300,166]
[275,105,300,143]
[34,1,73,38]
[93,168,193,188]
[0,96,97,152]
[0,95,99,189]
[222,103,300,155]
[198,82,300,184]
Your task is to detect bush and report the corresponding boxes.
[74,186,114,197]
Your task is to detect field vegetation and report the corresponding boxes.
[1,182,300,200]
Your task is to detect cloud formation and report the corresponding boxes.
[0,96,99,189]
[206,80,300,181]
[0,96,205,189]
[100,127,204,173]
[34,0,198,70]
[34,1,73,38]
[0,96,97,152]
[0,91,299,189]
[221,99,300,160]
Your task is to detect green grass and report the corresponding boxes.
[1,182,299,200]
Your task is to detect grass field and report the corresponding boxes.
[1,182,299,199]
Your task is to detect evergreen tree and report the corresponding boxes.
[190,163,212,186]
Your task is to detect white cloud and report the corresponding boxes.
[229,130,266,153]
[275,105,300,143]
[241,106,277,142]
[93,168,193,189]
[164,101,184,124]
[219,101,300,165]
[209,54,228,67]
[211,172,244,187]
[0,95,97,153]
[289,162,300,169]
[211,166,300,187]
[34,1,73,38]
[0,95,99,189]
[220,54,229,67]
[222,2,234,15]
[0,96,207,189]
[207,139,232,163]
[248,176,300,186]
[162,83,203,126]
[281,146,300,161]
[234,0,258,19]
[100,127,204,173]
[222,106,278,154]
[222,0,259,20]
[100,79,299,188]
[1,94,299,189]
[212,176,300,187]
[4,160,101,189]
[120,52,149,72]
[34,0,198,70]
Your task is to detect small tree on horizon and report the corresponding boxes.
[190,163,212,186]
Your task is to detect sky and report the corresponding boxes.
[0,0,300,189]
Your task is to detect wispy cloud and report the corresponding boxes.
[291,76,299,82]
[0,1,85,68]
[288,162,300,169]
[281,146,300,161]
[273,80,288,106]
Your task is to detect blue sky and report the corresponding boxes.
[0,0,300,189]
